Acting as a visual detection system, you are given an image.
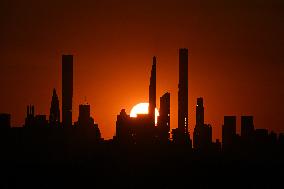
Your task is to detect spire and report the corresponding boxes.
[149,56,156,126]
[49,88,60,126]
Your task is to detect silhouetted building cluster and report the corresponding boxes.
[0,49,283,168]
[115,57,170,144]
[1,49,284,188]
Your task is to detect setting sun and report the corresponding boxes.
[130,103,159,125]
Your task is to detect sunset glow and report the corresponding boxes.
[130,103,159,125]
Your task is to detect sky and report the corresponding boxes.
[1,0,284,140]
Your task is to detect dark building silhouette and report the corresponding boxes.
[148,56,156,127]
[241,116,254,139]
[193,98,212,151]
[25,105,35,127]
[74,104,101,141]
[49,88,60,127]
[222,116,237,151]
[157,92,170,142]
[34,115,48,128]
[115,109,133,143]
[196,98,204,126]
[115,110,156,144]
[25,105,48,128]
[1,48,284,188]
[0,113,11,129]
[175,48,191,144]
[62,55,73,128]
[115,57,158,144]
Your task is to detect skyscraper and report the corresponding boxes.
[49,88,60,127]
[75,104,101,141]
[241,116,254,139]
[177,48,190,143]
[158,92,170,142]
[196,97,204,126]
[148,56,156,127]
[222,116,237,151]
[193,98,212,151]
[62,55,73,128]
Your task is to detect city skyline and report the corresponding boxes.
[1,1,284,187]
[1,49,283,144]
[1,0,284,141]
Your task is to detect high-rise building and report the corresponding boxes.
[177,48,190,144]
[148,56,156,127]
[49,88,60,127]
[115,109,132,143]
[196,97,204,126]
[75,104,101,141]
[77,104,91,127]
[62,55,73,128]
[241,116,254,139]
[158,92,170,142]
[193,98,212,151]
[222,116,237,151]
[0,113,11,129]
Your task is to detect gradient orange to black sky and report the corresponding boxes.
[1,0,283,140]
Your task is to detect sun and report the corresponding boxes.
[130,102,159,125]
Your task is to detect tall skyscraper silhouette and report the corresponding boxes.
[241,116,254,139]
[49,88,60,127]
[148,56,156,127]
[62,55,73,128]
[177,48,190,143]
[222,116,237,151]
[74,104,101,141]
[193,98,212,151]
[196,97,204,126]
[158,92,170,142]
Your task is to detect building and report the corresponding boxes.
[62,55,73,128]
[25,105,35,127]
[74,104,101,141]
[196,98,204,127]
[193,98,212,151]
[157,92,170,142]
[222,116,237,151]
[49,88,60,127]
[24,105,48,128]
[0,113,11,129]
[115,57,158,144]
[148,56,156,127]
[115,109,133,143]
[176,48,191,144]
[34,115,48,128]
[241,116,254,139]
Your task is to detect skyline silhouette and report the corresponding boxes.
[0,49,284,188]
[1,0,284,141]
[1,48,283,147]
[1,1,284,187]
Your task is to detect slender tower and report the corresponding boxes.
[158,92,170,141]
[148,56,156,126]
[62,55,73,128]
[196,97,204,127]
[178,49,189,139]
[49,88,60,127]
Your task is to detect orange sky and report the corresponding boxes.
[1,0,284,140]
